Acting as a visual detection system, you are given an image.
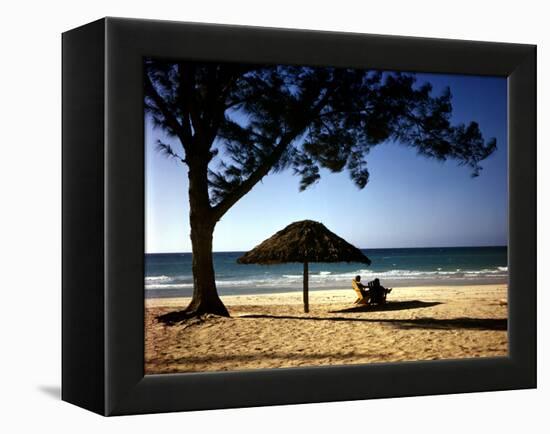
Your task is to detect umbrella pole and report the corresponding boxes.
[303,261,309,313]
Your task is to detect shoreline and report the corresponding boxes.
[145,283,508,308]
[145,283,508,374]
[145,277,508,299]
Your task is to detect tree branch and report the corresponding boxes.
[211,75,339,221]
[145,74,191,151]
[211,134,293,221]
[176,62,199,144]
[205,80,234,145]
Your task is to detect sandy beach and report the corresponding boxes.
[145,284,508,374]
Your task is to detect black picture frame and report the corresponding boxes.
[62,17,536,416]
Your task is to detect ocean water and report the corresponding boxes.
[145,246,508,299]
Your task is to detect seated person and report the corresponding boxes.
[352,275,371,304]
[367,278,392,305]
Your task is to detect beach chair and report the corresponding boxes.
[352,279,370,305]
[367,280,392,305]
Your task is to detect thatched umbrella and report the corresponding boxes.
[237,220,371,313]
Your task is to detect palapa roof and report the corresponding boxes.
[237,220,371,265]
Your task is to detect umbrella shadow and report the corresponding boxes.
[330,300,442,313]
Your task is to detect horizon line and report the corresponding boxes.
[145,244,508,255]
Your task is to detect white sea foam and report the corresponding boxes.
[146,283,193,290]
[145,275,172,282]
[145,266,509,291]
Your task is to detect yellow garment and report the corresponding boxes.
[352,279,368,304]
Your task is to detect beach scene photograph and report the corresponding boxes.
[144,60,508,374]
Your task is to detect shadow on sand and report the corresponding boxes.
[385,317,507,331]
[161,351,371,366]
[331,300,441,313]
[239,314,506,331]
[239,299,507,331]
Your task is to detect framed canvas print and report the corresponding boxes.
[62,17,536,416]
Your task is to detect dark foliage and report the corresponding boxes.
[145,60,497,217]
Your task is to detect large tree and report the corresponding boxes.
[145,60,496,318]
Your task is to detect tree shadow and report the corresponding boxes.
[157,310,199,325]
[387,317,507,331]
[158,351,368,366]
[331,300,441,313]
[239,313,507,331]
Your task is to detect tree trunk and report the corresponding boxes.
[158,153,230,323]
[303,261,309,313]
[184,153,229,317]
[184,218,229,317]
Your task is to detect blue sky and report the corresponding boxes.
[145,71,507,253]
